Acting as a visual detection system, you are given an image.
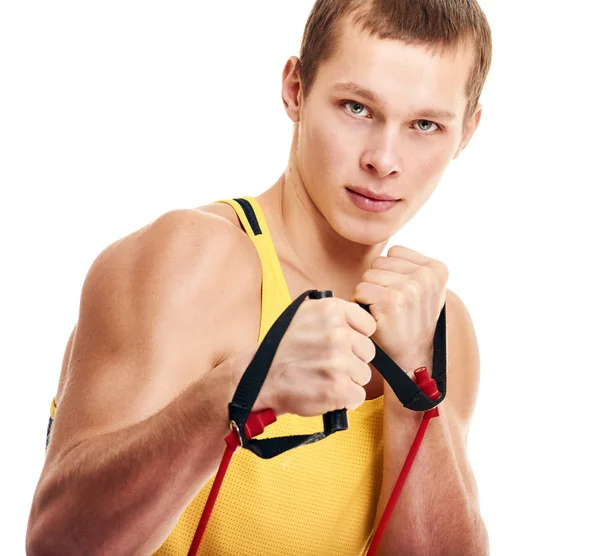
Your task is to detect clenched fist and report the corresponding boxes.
[257,297,377,417]
[351,245,448,375]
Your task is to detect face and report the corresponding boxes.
[282,17,481,245]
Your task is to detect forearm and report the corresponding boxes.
[374,385,488,555]
[27,357,243,556]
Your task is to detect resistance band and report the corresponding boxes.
[187,290,446,556]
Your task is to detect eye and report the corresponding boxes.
[343,101,371,118]
[414,120,440,133]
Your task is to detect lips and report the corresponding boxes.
[346,188,400,213]
[346,186,399,201]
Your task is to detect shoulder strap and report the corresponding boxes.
[217,197,292,340]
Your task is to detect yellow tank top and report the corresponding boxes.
[49,196,384,555]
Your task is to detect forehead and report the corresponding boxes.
[315,17,474,117]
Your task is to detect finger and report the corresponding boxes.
[348,357,372,387]
[371,256,421,273]
[349,329,376,364]
[344,381,367,410]
[363,268,411,288]
[341,300,377,336]
[351,281,387,308]
[387,245,431,265]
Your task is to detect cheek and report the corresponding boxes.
[406,139,455,182]
[301,108,355,182]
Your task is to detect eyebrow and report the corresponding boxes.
[331,81,458,121]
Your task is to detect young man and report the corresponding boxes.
[27,0,492,554]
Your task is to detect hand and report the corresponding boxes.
[256,297,377,417]
[350,246,448,375]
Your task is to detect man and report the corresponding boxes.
[27,0,492,554]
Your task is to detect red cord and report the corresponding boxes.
[366,367,441,556]
[187,409,276,556]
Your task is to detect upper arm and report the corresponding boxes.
[443,288,484,506]
[46,209,261,461]
[445,288,481,430]
[54,325,77,408]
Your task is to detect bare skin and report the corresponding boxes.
[27,15,487,556]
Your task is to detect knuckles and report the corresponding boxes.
[299,298,344,335]
[324,327,350,353]
[278,295,375,415]
[317,297,345,322]
[373,248,449,285]
[327,354,349,375]
[404,280,423,300]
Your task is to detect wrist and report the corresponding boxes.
[221,344,285,417]
[231,345,282,416]
[253,384,276,414]
[216,344,262,411]
[382,382,423,421]
[392,355,433,380]
[383,350,434,417]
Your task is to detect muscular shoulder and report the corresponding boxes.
[91,208,259,291]
[92,208,259,296]
[78,208,262,366]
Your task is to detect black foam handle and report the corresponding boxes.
[308,290,349,434]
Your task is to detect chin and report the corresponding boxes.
[329,210,396,246]
[307,186,401,245]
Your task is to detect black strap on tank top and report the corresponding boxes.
[233,198,262,236]
[46,416,54,449]
[229,198,447,460]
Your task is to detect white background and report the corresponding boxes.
[1,1,598,554]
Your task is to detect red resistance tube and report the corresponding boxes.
[366,366,441,555]
[186,409,276,556]
[188,367,440,556]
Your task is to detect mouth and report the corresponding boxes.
[345,187,401,213]
[346,186,400,202]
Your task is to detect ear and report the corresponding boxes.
[282,56,303,123]
[453,103,482,159]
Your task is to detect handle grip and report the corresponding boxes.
[308,290,349,434]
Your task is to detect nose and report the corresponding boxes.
[360,128,402,179]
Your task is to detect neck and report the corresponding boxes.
[257,167,389,301]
